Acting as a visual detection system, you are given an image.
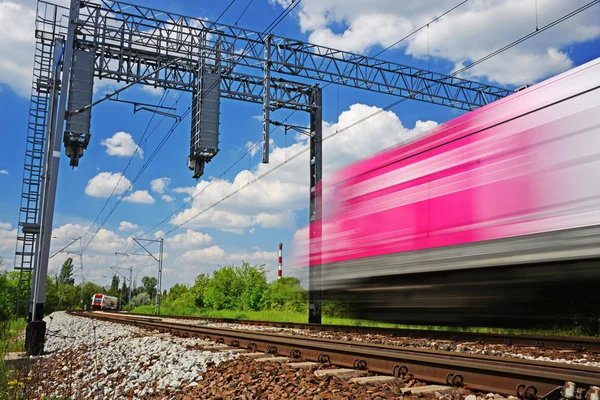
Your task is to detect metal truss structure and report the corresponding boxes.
[17,0,512,346]
[75,0,511,110]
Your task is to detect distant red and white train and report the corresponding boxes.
[298,57,600,327]
[91,294,118,311]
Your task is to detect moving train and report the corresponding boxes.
[304,57,600,327]
[91,293,118,311]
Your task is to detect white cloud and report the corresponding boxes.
[51,223,129,254]
[0,222,17,258]
[176,246,276,268]
[172,187,196,195]
[85,172,132,198]
[0,170,8,175]
[0,1,37,96]
[101,131,144,158]
[161,195,175,202]
[245,141,260,156]
[166,229,213,249]
[169,103,436,234]
[278,0,600,86]
[140,85,164,96]
[150,177,171,194]
[176,245,226,264]
[119,221,139,231]
[123,190,155,204]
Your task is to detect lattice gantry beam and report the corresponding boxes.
[74,0,512,111]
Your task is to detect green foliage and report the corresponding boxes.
[58,258,75,286]
[189,273,209,308]
[203,266,241,310]
[141,276,158,299]
[201,263,268,311]
[131,292,151,308]
[0,270,18,321]
[261,277,307,313]
[237,263,268,311]
[163,283,192,309]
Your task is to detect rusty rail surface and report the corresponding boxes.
[72,311,600,398]
[116,310,600,353]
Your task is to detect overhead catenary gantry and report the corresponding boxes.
[16,0,512,354]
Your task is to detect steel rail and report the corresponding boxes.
[124,311,600,353]
[72,312,600,398]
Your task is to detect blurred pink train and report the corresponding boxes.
[302,57,600,327]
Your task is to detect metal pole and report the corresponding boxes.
[79,238,84,309]
[129,265,132,312]
[262,34,272,163]
[27,0,78,352]
[157,238,163,315]
[308,87,322,324]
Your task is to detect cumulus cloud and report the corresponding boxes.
[0,222,17,257]
[85,172,132,198]
[150,177,171,194]
[273,0,600,86]
[101,132,144,158]
[0,170,8,175]
[172,187,196,196]
[175,246,276,269]
[161,195,175,202]
[123,190,155,204]
[166,229,213,249]
[119,221,139,231]
[168,103,436,234]
[51,223,130,254]
[0,1,38,96]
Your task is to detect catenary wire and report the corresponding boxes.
[149,0,598,239]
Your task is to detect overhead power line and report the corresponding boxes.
[235,0,255,26]
[107,0,303,265]
[141,0,599,242]
[135,0,489,240]
[373,0,469,58]
[81,0,247,255]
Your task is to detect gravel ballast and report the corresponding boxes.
[29,312,237,399]
[159,317,600,368]
[21,312,513,399]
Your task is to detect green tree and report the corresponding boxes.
[0,260,19,320]
[190,273,209,308]
[110,274,120,292]
[203,266,243,310]
[59,257,75,285]
[237,263,267,311]
[131,292,151,308]
[141,276,158,299]
[262,277,307,313]
[105,274,120,297]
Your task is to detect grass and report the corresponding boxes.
[131,306,594,337]
[1,318,28,399]
[1,319,26,353]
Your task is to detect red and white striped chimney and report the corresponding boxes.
[277,243,283,279]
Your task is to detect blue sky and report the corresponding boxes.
[0,0,599,289]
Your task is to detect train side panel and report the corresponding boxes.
[302,58,600,326]
[311,58,600,278]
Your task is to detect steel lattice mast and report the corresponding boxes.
[17,0,512,352]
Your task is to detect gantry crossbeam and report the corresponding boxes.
[75,0,511,111]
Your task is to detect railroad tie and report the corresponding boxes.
[314,369,368,379]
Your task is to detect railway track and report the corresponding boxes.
[73,311,600,399]
[121,311,600,353]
